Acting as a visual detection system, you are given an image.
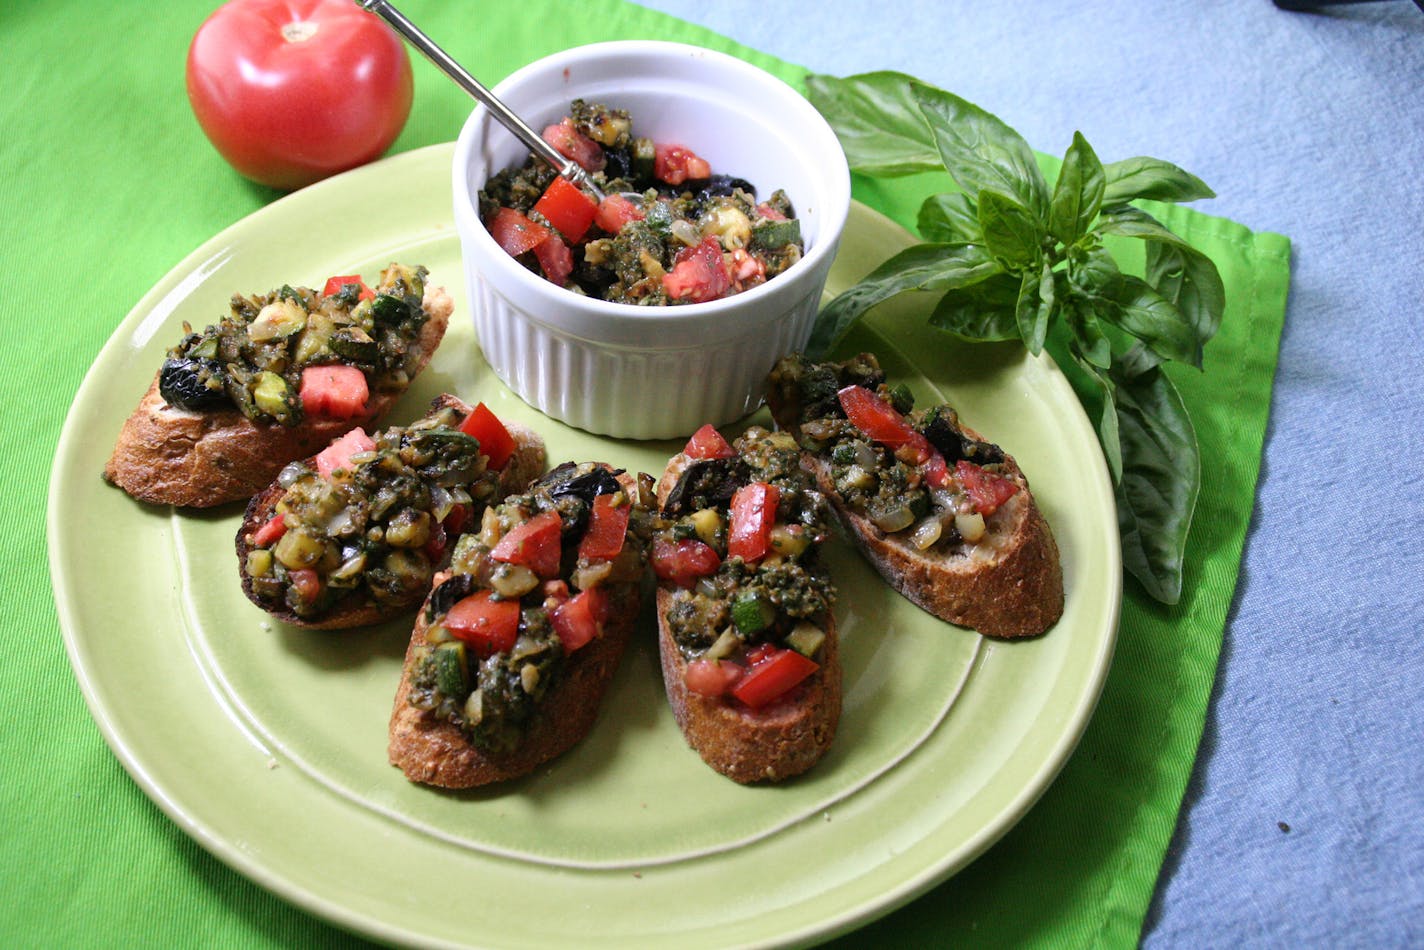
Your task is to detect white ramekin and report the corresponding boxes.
[452,41,851,440]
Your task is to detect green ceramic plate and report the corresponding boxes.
[49,143,1120,948]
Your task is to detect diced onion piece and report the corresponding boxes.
[910,518,943,551]
[955,511,987,543]
[670,218,702,247]
[490,564,540,599]
[703,628,741,662]
[871,504,915,533]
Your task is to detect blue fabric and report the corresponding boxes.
[632,0,1424,943]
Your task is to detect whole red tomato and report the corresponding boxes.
[186,0,413,190]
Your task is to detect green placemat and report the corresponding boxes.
[0,0,1288,946]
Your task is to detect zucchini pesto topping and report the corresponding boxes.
[408,463,654,754]
[242,403,503,620]
[768,353,1022,553]
[654,426,836,709]
[479,99,804,305]
[159,263,431,426]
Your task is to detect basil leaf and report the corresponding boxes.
[927,273,1022,341]
[1015,259,1054,355]
[910,81,1050,217]
[1097,206,1226,347]
[804,72,942,176]
[1109,362,1199,605]
[978,189,1042,267]
[1068,243,1123,307]
[1072,353,1123,483]
[807,243,1000,356]
[1117,339,1164,379]
[1049,132,1105,244]
[1101,156,1215,204]
[1061,294,1112,369]
[918,192,980,243]
[1111,276,1202,368]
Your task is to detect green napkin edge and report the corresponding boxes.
[0,0,1290,946]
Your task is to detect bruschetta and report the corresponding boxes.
[766,352,1063,639]
[652,424,841,783]
[105,264,450,508]
[388,462,653,788]
[236,395,546,630]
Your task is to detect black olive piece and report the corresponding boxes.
[920,408,1005,466]
[543,465,625,504]
[693,174,756,204]
[427,573,476,622]
[836,353,887,392]
[158,357,231,411]
[602,145,634,183]
[661,457,751,516]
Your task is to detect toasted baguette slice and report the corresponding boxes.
[767,353,1063,639]
[653,430,841,783]
[235,395,546,630]
[802,450,1061,638]
[655,589,841,784]
[389,465,648,788]
[105,282,452,508]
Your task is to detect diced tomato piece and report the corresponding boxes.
[755,202,787,222]
[533,176,600,243]
[423,521,449,563]
[288,568,322,604]
[458,402,516,470]
[443,591,521,658]
[653,143,711,185]
[594,194,644,234]
[956,460,1020,516]
[442,503,470,539]
[837,384,932,464]
[249,513,288,547]
[300,365,370,420]
[550,586,609,654]
[491,509,564,578]
[651,537,721,589]
[684,659,744,698]
[923,450,951,490]
[314,427,376,479]
[578,494,630,561]
[728,247,766,286]
[730,647,818,709]
[745,642,778,666]
[542,118,606,172]
[727,482,780,563]
[487,207,552,257]
[663,236,731,304]
[532,231,574,287]
[321,275,375,300]
[683,423,735,460]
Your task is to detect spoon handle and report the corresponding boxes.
[358,0,604,199]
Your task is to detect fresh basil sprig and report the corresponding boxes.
[804,71,1224,605]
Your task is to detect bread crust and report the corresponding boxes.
[104,284,453,508]
[653,449,841,783]
[234,397,546,630]
[387,468,643,788]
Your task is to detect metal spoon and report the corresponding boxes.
[358,0,606,201]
